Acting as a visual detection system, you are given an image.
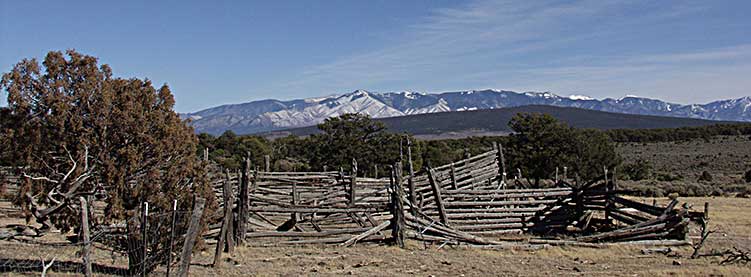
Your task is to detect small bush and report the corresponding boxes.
[698,171,713,182]
[744,169,751,183]
[623,159,652,181]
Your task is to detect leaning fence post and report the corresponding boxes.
[214,171,235,267]
[167,199,178,277]
[141,202,149,277]
[177,197,205,277]
[427,167,448,225]
[79,196,92,277]
[406,138,417,214]
[449,162,458,190]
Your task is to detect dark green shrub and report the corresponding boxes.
[623,159,652,181]
[698,171,713,182]
[744,169,751,183]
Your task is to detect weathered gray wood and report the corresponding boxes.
[264,155,271,172]
[79,196,92,277]
[141,202,148,277]
[167,199,178,277]
[341,220,391,247]
[449,163,458,190]
[213,173,234,267]
[350,159,357,206]
[407,139,416,214]
[237,155,250,244]
[390,163,405,248]
[177,197,205,277]
[426,168,448,225]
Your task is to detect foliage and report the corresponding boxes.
[622,159,653,181]
[505,113,620,187]
[0,50,211,231]
[309,113,406,174]
[744,169,751,183]
[605,123,751,143]
[698,170,714,182]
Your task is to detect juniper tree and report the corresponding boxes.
[1,50,212,232]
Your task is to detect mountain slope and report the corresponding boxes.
[261,105,734,139]
[185,89,751,135]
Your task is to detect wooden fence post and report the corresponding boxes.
[350,159,358,206]
[390,163,405,248]
[177,197,205,277]
[426,167,448,225]
[167,199,178,277]
[493,142,506,188]
[237,154,251,244]
[604,167,613,222]
[450,162,458,190]
[79,196,92,277]
[141,202,149,277]
[406,138,417,214]
[264,155,271,172]
[213,171,235,267]
[499,143,507,185]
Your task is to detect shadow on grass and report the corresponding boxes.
[0,257,130,276]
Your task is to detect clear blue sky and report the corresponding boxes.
[2,0,750,112]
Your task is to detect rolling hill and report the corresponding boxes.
[259,105,735,139]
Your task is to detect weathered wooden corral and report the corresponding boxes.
[205,144,702,257]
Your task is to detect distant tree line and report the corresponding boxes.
[604,123,751,143]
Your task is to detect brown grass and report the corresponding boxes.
[2,197,750,276]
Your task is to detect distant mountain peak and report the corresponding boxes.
[185,89,751,135]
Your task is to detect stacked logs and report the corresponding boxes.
[206,165,394,245]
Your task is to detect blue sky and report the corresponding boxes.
[2,0,750,112]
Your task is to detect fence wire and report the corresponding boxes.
[0,209,194,276]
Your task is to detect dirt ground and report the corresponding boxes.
[1,197,750,276]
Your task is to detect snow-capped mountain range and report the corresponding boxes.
[184,89,751,135]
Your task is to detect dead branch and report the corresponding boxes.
[720,247,751,265]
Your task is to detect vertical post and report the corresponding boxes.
[493,142,505,187]
[555,167,559,183]
[237,154,251,244]
[704,202,710,220]
[141,202,149,277]
[177,197,206,277]
[214,171,235,267]
[406,138,416,214]
[291,183,300,221]
[426,167,448,225]
[449,163,458,190]
[264,155,271,172]
[563,166,568,181]
[604,167,613,222]
[79,196,92,277]
[390,163,405,248]
[374,164,378,179]
[167,199,178,277]
[498,143,507,184]
[350,158,358,206]
[399,136,404,162]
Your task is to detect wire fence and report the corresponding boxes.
[0,206,195,276]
